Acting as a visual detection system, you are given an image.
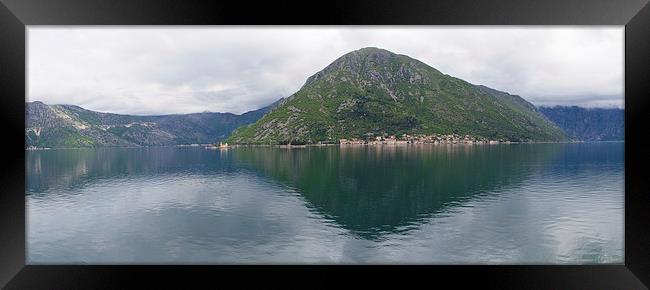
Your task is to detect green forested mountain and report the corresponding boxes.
[227,47,567,144]
[25,100,279,148]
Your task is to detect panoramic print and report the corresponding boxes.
[26,27,624,264]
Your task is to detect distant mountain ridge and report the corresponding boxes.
[538,106,624,141]
[227,47,568,144]
[25,100,281,148]
[27,100,621,148]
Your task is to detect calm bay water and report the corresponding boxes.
[26,143,624,264]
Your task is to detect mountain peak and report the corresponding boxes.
[303,47,420,88]
[28,101,47,107]
[334,47,401,67]
[342,47,396,59]
[27,101,49,111]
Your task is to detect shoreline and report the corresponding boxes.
[25,140,624,150]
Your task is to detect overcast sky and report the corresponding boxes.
[28,27,623,115]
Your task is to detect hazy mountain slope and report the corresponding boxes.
[538,106,624,141]
[25,100,278,148]
[227,47,567,144]
[26,102,139,148]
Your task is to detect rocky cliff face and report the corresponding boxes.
[228,47,567,144]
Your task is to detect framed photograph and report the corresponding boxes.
[1,0,649,288]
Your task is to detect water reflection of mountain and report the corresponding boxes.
[25,147,238,194]
[26,145,565,239]
[232,144,562,239]
[26,144,622,263]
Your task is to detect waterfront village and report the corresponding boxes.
[200,133,509,149]
[338,133,506,145]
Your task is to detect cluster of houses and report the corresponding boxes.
[26,145,51,150]
[205,142,230,150]
[339,133,506,145]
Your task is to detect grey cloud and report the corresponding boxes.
[28,27,623,115]
[531,94,624,108]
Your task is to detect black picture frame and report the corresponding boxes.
[1,0,649,288]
